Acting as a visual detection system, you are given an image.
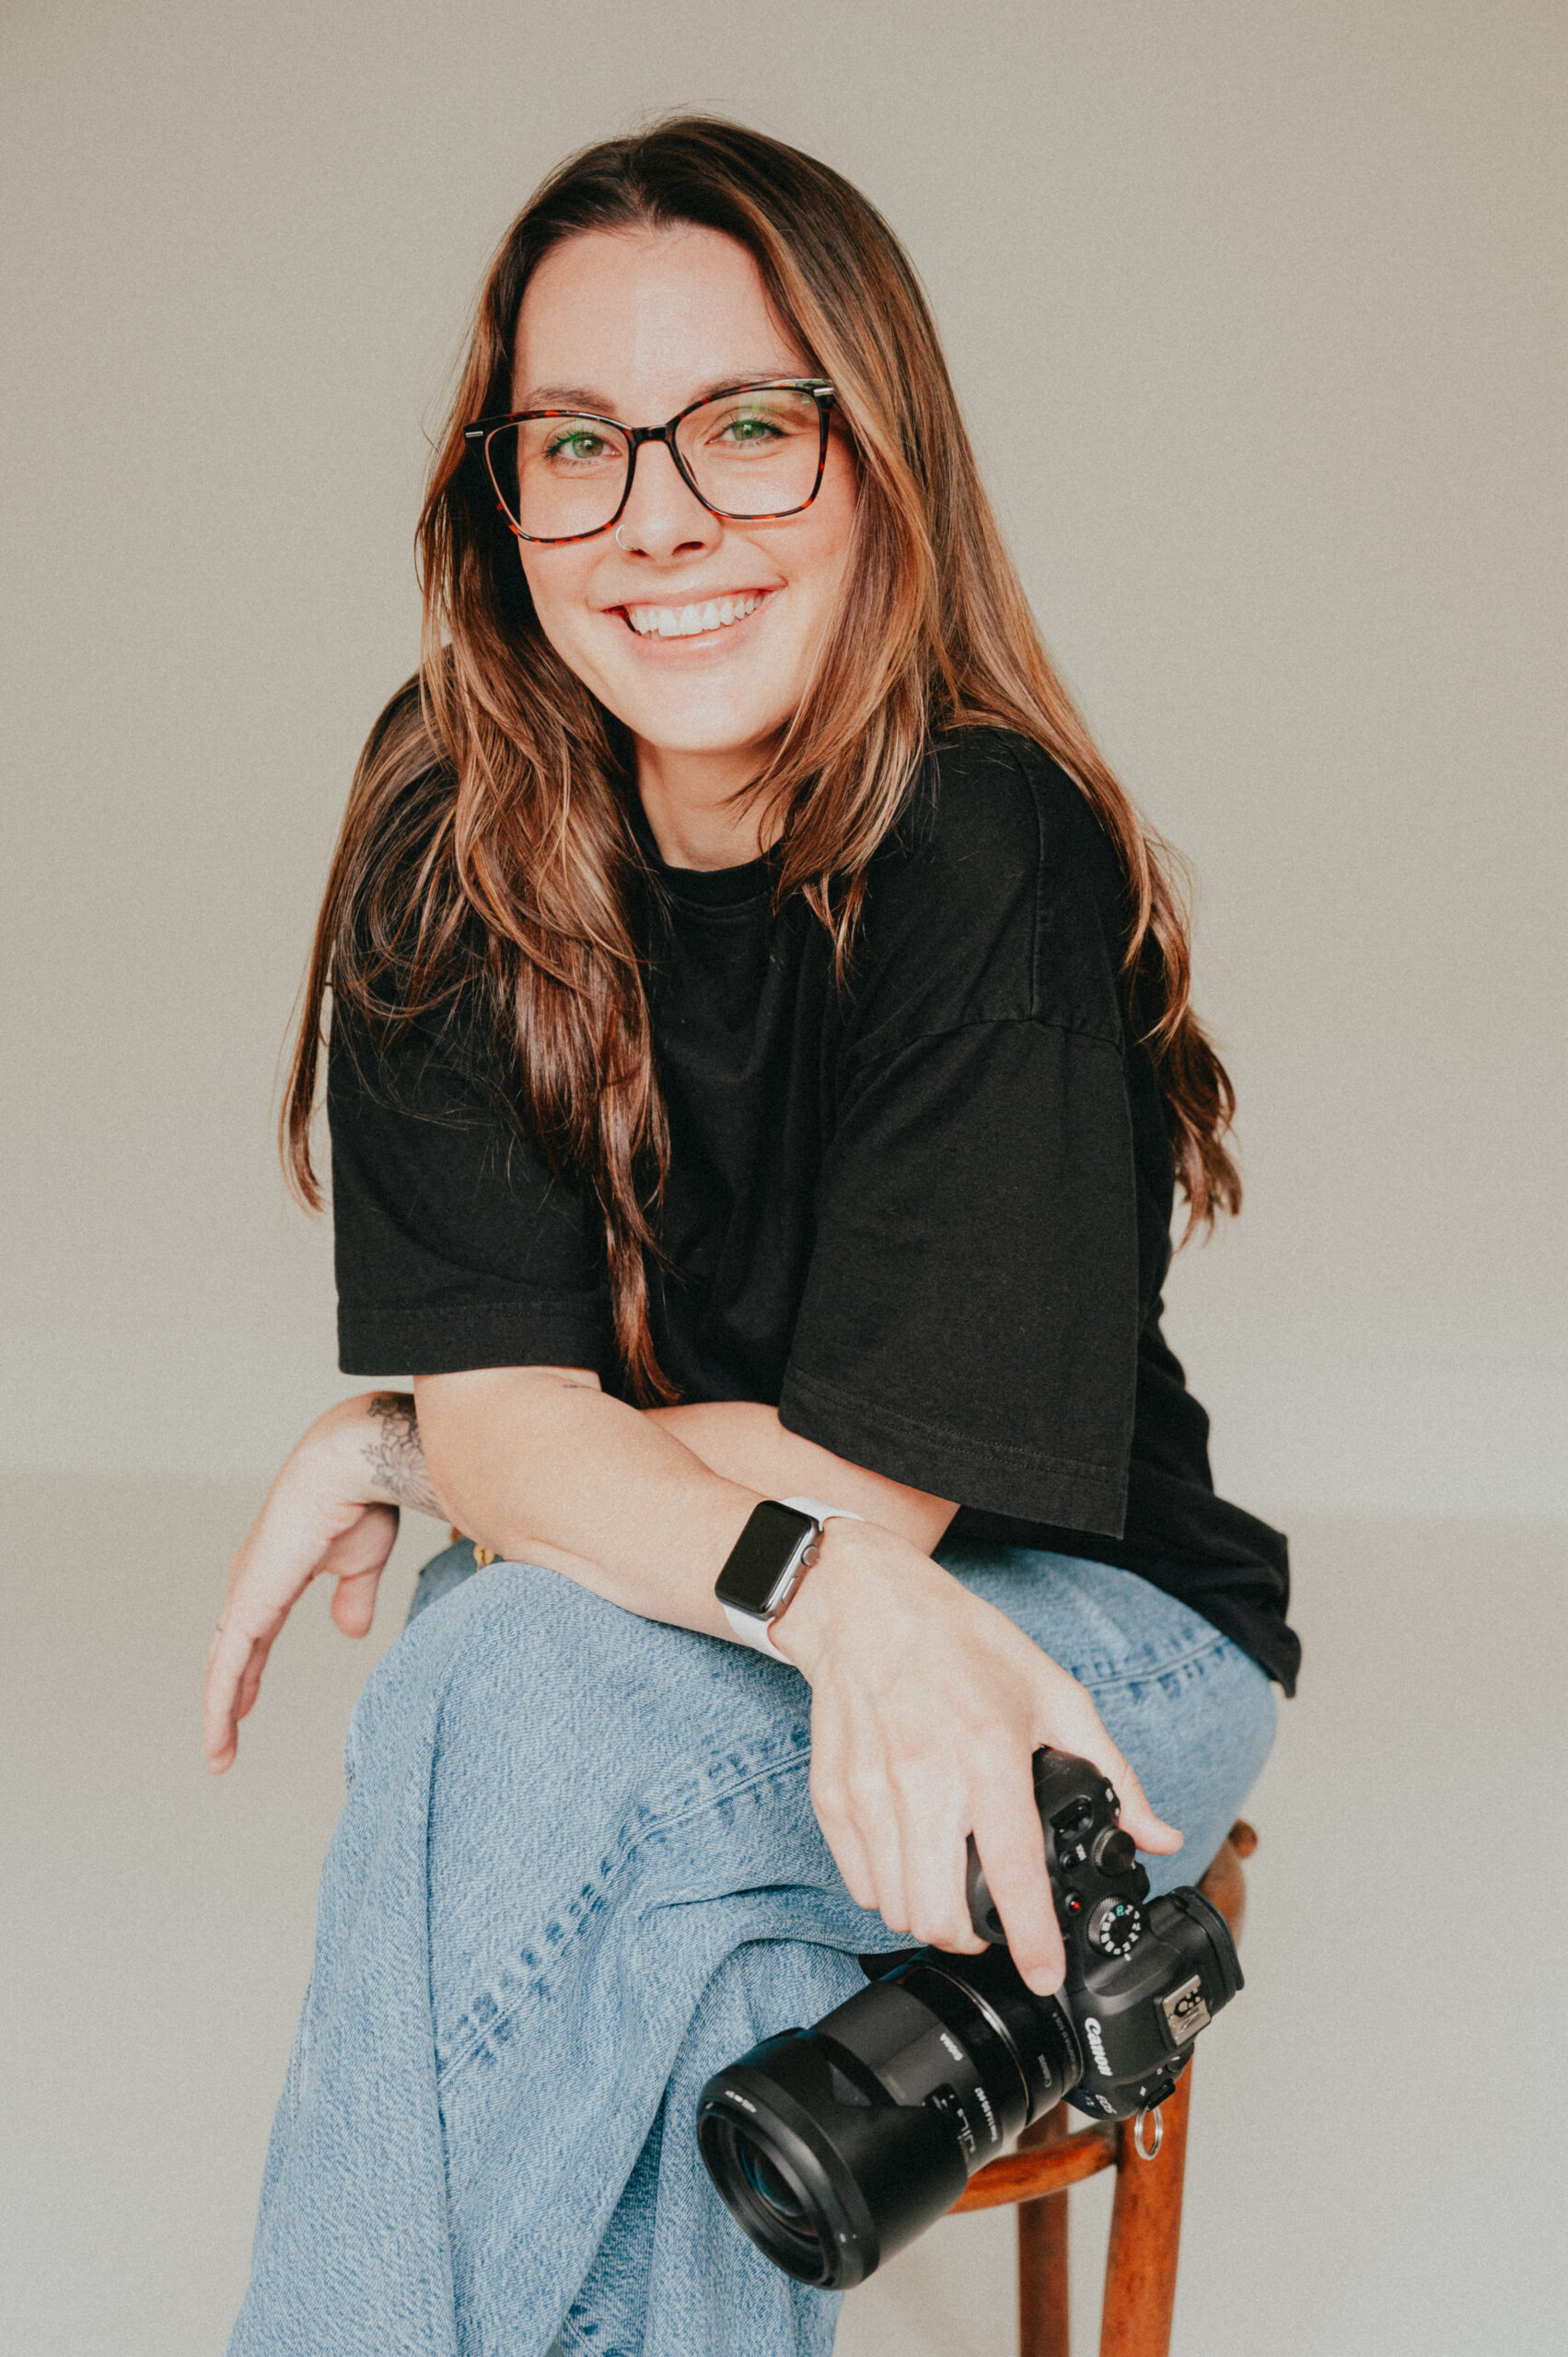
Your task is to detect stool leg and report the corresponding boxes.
[1098,2063,1193,2357]
[1016,2102,1073,2357]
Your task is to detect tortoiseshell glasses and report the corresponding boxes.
[463,379,836,545]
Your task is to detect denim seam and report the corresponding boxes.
[629,1745,813,1851]
[1059,1630,1237,1695]
[435,1747,814,2090]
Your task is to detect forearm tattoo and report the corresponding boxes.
[362,1392,444,1516]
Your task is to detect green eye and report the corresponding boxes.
[717,410,787,447]
[547,429,610,462]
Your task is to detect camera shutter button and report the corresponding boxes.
[1092,1828,1139,1877]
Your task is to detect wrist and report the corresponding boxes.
[772,1517,928,1676]
[290,1394,423,1510]
[297,1406,388,1497]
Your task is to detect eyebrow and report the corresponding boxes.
[513,368,814,415]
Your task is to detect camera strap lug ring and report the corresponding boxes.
[1132,2105,1164,2162]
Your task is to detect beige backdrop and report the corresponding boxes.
[3,9,1566,2357]
[4,0,1563,1514]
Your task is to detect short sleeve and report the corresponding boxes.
[327,1006,612,1377]
[777,1017,1140,1533]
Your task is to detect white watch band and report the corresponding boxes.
[780,1494,863,1527]
[722,1497,863,1663]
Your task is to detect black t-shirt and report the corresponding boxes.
[329,727,1298,1690]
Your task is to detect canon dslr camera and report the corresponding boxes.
[697,1747,1242,2288]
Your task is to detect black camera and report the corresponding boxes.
[696,1748,1242,2289]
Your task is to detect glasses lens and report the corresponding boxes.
[486,415,631,540]
[677,386,824,518]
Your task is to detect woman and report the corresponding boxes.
[206,118,1295,2357]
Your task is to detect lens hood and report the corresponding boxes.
[697,2027,967,2288]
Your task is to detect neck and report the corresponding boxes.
[634,737,781,871]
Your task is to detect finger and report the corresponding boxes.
[203,1621,259,1771]
[1043,1688,1183,1856]
[203,1606,280,1764]
[830,1747,912,1934]
[204,1714,238,1774]
[319,1502,399,1585]
[202,1621,244,1762]
[1094,1741,1183,1855]
[236,1633,277,1720]
[818,1808,879,1916]
[971,1786,1064,1995]
[809,1751,886,1919]
[851,1763,912,1936]
[898,1802,985,1955]
[1111,1759,1183,1854]
[330,1565,384,1639]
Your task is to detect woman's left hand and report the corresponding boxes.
[203,1395,436,1774]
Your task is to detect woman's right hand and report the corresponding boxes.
[202,1394,441,1775]
[773,1519,1183,1994]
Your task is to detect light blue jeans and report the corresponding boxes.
[227,1540,1275,2357]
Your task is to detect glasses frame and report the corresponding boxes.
[463,378,837,545]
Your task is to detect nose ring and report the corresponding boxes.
[615,523,629,551]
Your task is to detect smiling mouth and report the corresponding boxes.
[620,591,771,639]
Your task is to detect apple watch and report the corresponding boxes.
[714,1494,863,1661]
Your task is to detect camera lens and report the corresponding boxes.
[699,1754,1249,2289]
[698,1952,1079,2288]
[738,2137,817,2245]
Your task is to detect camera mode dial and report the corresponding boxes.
[1086,1898,1144,1960]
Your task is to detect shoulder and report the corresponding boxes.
[918,724,1102,845]
[914,728,1132,923]
[332,673,466,998]
[330,674,492,1100]
[844,727,1131,1053]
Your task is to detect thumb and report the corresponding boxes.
[330,1565,384,1640]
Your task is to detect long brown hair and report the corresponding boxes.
[284,115,1240,1400]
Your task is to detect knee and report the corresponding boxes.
[368,1561,807,1877]
[1213,1652,1277,1803]
[345,1561,612,1797]
[417,1561,728,1800]
[1114,1644,1277,1898]
[426,1562,624,1737]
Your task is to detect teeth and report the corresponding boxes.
[625,593,764,637]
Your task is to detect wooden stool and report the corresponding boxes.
[949,1821,1258,2357]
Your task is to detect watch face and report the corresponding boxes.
[716,1500,819,1615]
